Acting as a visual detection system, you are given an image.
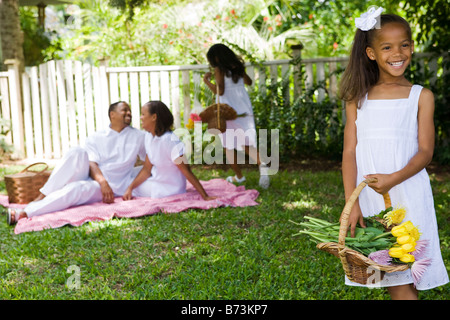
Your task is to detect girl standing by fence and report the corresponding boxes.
[203,43,270,189]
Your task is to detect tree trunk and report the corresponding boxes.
[0,0,25,72]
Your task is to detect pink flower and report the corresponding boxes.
[190,113,202,122]
[162,24,168,29]
[411,258,432,286]
[368,250,392,265]
[333,42,338,50]
[411,239,429,260]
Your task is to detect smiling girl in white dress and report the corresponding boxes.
[340,8,448,299]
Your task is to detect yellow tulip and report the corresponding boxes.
[409,226,421,241]
[397,235,413,245]
[391,226,407,237]
[399,254,415,263]
[389,247,405,258]
[392,220,422,241]
[401,221,415,232]
[401,242,416,252]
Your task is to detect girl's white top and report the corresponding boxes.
[348,84,449,290]
[217,75,257,151]
[135,131,186,199]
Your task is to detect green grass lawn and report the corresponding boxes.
[0,162,449,300]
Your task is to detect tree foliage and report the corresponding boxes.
[19,7,52,67]
[15,0,448,163]
[108,0,172,19]
[400,0,449,53]
[16,0,446,68]
[38,0,316,66]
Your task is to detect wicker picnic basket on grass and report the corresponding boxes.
[316,178,409,285]
[199,82,237,133]
[4,162,51,204]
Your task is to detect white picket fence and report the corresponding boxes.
[0,52,442,161]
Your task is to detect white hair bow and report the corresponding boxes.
[355,6,384,31]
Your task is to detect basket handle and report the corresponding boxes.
[337,178,391,270]
[20,162,49,175]
[216,80,220,104]
[216,81,221,131]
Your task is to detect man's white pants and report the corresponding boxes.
[25,147,105,217]
[24,147,156,217]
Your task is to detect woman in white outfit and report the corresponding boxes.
[122,101,216,201]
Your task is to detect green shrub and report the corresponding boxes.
[251,61,344,162]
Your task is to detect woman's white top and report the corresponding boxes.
[138,131,186,199]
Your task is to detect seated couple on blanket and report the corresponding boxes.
[7,101,216,225]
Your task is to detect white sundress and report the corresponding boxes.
[217,75,257,151]
[133,131,186,199]
[346,84,449,290]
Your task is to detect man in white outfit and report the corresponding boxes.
[7,101,146,224]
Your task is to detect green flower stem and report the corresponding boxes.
[371,232,393,241]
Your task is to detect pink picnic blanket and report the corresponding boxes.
[0,179,259,234]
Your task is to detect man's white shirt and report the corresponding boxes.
[84,125,146,195]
